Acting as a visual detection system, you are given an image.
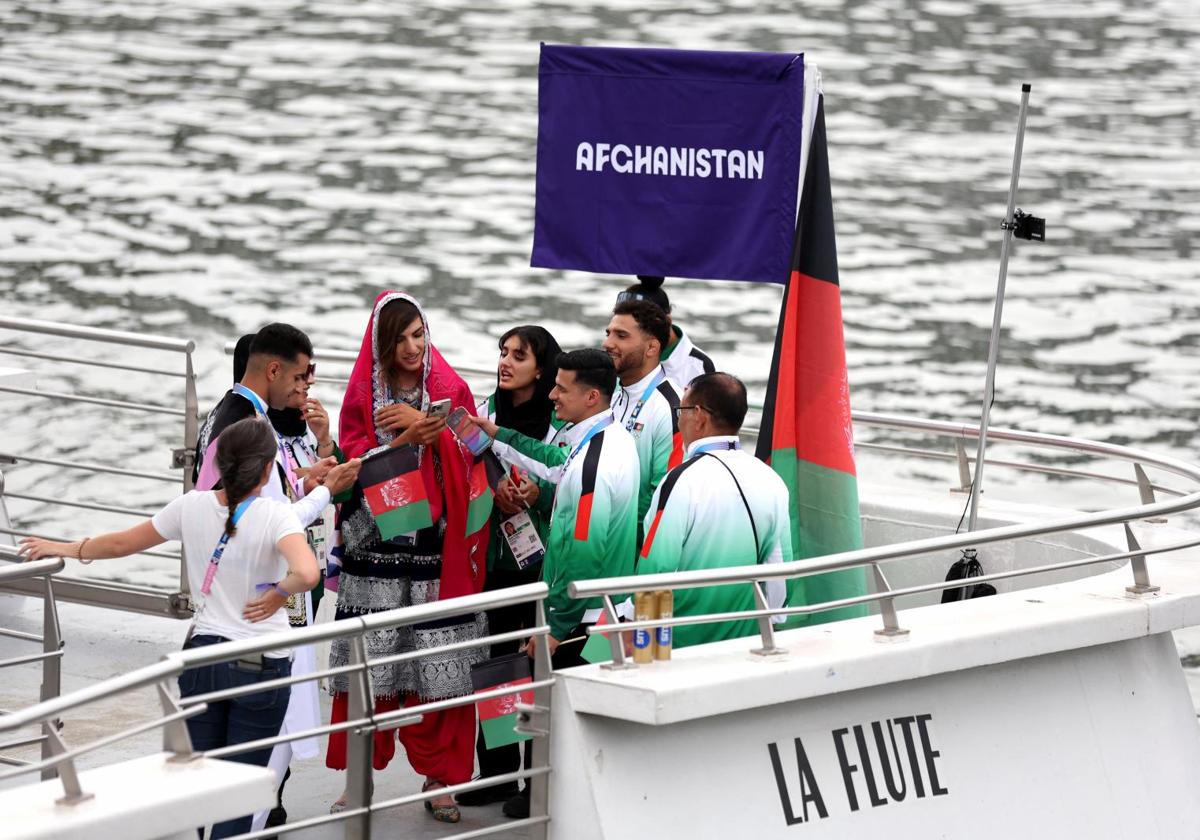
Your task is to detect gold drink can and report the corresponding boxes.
[654,590,673,660]
[633,591,656,664]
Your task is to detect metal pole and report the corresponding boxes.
[967,83,1032,532]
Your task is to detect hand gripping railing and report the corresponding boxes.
[571,423,1200,666]
[0,582,553,840]
[0,315,200,618]
[0,547,65,780]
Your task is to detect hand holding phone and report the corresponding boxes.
[427,398,452,421]
[447,406,492,456]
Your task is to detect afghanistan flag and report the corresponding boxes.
[471,652,534,749]
[465,451,504,536]
[360,445,432,540]
[580,611,614,664]
[754,93,868,627]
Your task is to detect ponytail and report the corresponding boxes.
[213,417,278,537]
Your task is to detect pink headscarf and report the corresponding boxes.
[339,290,487,599]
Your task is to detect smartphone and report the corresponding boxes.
[427,398,452,421]
[447,406,492,456]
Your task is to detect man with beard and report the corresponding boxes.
[603,299,684,547]
[617,276,716,389]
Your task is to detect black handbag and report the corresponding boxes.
[941,548,997,603]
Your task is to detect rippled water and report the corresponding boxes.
[1,1,1198,588]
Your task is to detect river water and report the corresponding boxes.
[1,0,1198,591]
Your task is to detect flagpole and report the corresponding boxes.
[966,83,1032,533]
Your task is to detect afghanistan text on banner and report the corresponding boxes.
[360,445,432,541]
[754,93,868,627]
[470,653,534,750]
[532,44,804,284]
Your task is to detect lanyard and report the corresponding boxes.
[621,369,666,432]
[691,439,740,456]
[200,498,255,596]
[561,414,614,476]
[232,384,301,495]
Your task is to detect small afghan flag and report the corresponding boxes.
[754,93,868,628]
[580,611,614,664]
[470,653,533,749]
[360,445,432,540]
[464,454,499,536]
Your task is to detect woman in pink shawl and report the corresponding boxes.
[326,291,489,823]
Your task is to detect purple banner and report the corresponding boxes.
[531,44,804,285]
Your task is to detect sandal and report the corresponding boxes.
[330,778,374,814]
[423,779,461,824]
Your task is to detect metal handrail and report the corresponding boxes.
[0,582,554,840]
[0,549,65,780]
[571,421,1200,664]
[0,316,201,617]
[0,451,179,483]
[0,345,189,378]
[0,316,195,354]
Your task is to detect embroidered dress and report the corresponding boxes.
[326,291,489,783]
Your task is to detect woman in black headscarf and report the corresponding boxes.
[458,325,566,810]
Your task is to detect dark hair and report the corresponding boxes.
[612,299,671,350]
[556,348,616,401]
[249,323,313,365]
[214,418,278,537]
[618,275,670,312]
[376,298,423,385]
[686,372,748,434]
[495,325,563,439]
[232,333,255,383]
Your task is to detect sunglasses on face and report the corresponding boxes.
[672,404,707,419]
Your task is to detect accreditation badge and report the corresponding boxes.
[306,505,336,569]
[503,510,545,570]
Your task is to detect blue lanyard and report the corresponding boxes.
[233,384,299,486]
[562,414,614,475]
[622,369,666,431]
[691,439,740,457]
[200,498,255,596]
[232,383,268,416]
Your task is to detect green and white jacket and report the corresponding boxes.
[639,435,791,648]
[492,411,639,640]
[610,365,684,537]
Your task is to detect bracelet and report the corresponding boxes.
[273,583,291,599]
[77,537,92,565]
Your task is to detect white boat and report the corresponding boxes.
[2,314,1200,840]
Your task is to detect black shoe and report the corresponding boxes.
[265,805,287,828]
[502,790,530,819]
[456,782,519,806]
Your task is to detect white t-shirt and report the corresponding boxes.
[152,491,303,655]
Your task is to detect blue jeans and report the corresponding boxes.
[179,634,292,840]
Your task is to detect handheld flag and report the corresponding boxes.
[580,612,615,664]
[471,653,534,750]
[360,445,433,540]
[754,91,868,627]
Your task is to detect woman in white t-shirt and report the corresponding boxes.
[19,417,319,840]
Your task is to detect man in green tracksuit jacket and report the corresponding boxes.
[638,373,791,648]
[472,348,639,660]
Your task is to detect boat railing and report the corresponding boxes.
[571,421,1200,666]
[0,547,65,780]
[0,316,198,618]
[0,581,554,840]
[2,316,1195,625]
